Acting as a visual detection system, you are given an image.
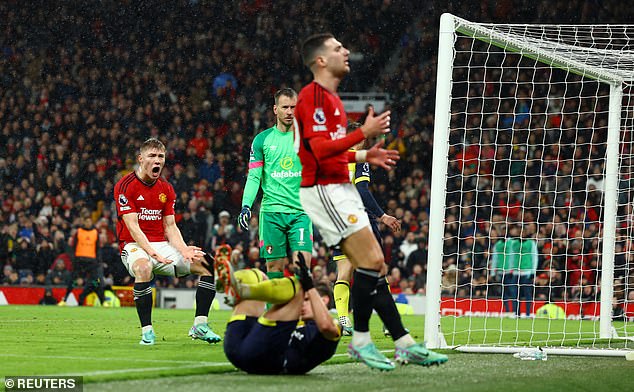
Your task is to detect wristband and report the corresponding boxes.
[355,150,368,163]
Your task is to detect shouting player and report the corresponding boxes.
[114,138,220,345]
[294,33,447,370]
[238,88,312,282]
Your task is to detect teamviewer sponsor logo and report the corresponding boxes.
[271,170,302,178]
[4,376,83,391]
[138,207,162,221]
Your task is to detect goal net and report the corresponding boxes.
[425,13,634,356]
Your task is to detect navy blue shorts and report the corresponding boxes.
[224,317,339,374]
[284,321,340,374]
[223,316,298,374]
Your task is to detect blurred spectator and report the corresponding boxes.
[441,265,458,295]
[0,224,18,265]
[39,288,58,305]
[45,258,73,287]
[490,225,520,314]
[410,263,426,294]
[388,267,403,294]
[14,237,37,279]
[212,71,238,100]
[405,239,427,276]
[518,227,539,316]
[198,152,221,191]
[2,265,16,285]
[399,232,418,266]
[211,210,235,249]
[0,0,631,302]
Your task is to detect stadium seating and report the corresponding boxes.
[0,0,632,305]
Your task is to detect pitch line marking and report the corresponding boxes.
[61,352,393,377]
[1,351,391,377]
[58,363,232,377]
[0,353,219,364]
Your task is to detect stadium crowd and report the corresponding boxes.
[0,0,633,308]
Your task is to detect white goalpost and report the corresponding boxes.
[426,13,634,356]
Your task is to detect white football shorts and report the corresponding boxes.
[300,183,370,247]
[121,241,191,278]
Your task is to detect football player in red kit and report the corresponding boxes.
[114,138,220,345]
[294,33,447,370]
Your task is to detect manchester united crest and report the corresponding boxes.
[159,193,167,203]
[266,245,273,255]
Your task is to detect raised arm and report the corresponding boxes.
[295,252,340,340]
[306,286,341,340]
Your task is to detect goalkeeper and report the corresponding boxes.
[238,88,313,281]
[220,252,341,374]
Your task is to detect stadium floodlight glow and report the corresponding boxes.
[426,13,634,356]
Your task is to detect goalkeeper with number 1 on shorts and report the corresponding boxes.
[238,88,313,282]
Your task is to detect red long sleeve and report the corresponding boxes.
[308,128,365,161]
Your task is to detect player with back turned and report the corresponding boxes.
[294,33,448,370]
[114,138,221,345]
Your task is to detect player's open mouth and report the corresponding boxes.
[152,167,161,175]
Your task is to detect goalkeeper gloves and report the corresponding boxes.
[238,205,251,231]
[295,252,314,291]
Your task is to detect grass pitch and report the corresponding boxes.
[0,305,632,392]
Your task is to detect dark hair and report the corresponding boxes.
[348,121,362,131]
[314,282,334,309]
[301,33,334,67]
[347,121,367,148]
[274,88,297,105]
[139,138,166,154]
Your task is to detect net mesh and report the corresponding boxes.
[437,18,634,350]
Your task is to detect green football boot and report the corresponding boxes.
[188,323,221,344]
[139,329,156,346]
[394,343,448,366]
[347,342,395,371]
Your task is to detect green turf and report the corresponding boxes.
[442,315,634,348]
[0,306,632,392]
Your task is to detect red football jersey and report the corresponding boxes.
[295,82,351,186]
[114,172,176,251]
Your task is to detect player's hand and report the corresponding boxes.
[152,253,174,265]
[181,245,203,263]
[366,140,400,170]
[360,106,391,138]
[238,206,251,231]
[295,252,314,291]
[379,214,401,233]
